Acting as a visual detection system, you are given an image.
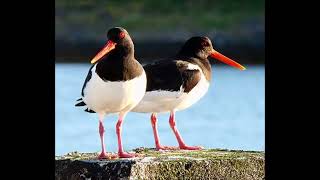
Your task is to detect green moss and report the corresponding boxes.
[56,148,264,179]
[131,147,264,161]
[56,151,101,160]
[130,149,264,179]
[56,148,264,162]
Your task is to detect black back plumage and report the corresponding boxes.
[144,60,201,93]
[144,36,214,93]
[81,64,94,96]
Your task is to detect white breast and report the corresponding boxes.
[83,65,147,114]
[132,68,209,113]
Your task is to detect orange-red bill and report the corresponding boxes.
[90,40,116,64]
[210,50,246,70]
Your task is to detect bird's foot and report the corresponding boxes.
[118,151,136,158]
[179,144,204,150]
[97,152,117,159]
[156,145,179,151]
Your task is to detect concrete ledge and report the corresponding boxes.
[55,148,264,180]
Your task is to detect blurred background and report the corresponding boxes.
[55,0,265,155]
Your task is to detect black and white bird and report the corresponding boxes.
[132,36,245,150]
[75,27,146,158]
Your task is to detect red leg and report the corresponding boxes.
[151,113,178,150]
[116,113,136,158]
[97,114,107,159]
[169,111,203,150]
[97,114,117,159]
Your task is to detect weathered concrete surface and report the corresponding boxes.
[55,148,264,180]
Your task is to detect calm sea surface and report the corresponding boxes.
[55,63,265,156]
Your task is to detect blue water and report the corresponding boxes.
[55,63,265,156]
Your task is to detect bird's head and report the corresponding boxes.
[179,36,246,70]
[90,27,133,64]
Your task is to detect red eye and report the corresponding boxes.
[119,32,125,39]
[201,42,208,46]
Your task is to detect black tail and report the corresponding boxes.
[85,108,96,113]
[75,101,86,106]
[75,98,96,113]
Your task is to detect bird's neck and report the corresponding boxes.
[111,44,134,60]
[199,59,212,81]
[95,44,142,81]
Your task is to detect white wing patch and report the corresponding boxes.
[186,63,200,70]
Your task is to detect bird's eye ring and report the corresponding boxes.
[201,41,208,46]
[119,32,125,39]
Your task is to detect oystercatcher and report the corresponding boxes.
[132,36,245,150]
[75,27,147,158]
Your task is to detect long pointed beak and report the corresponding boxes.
[90,40,116,64]
[210,49,246,70]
